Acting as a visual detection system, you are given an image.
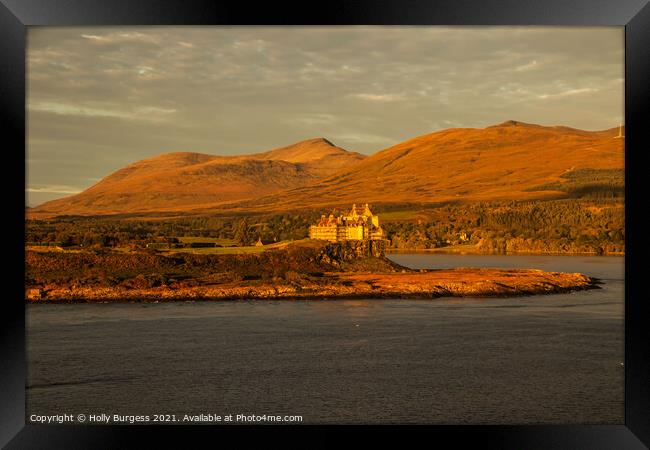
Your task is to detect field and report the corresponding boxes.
[25,195,625,256]
[176,236,238,246]
[166,245,264,255]
[163,239,297,255]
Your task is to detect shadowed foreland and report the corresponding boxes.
[25,240,598,302]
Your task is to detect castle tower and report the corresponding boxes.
[310,203,385,243]
[350,203,358,219]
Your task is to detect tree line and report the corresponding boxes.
[382,198,624,254]
[26,197,624,254]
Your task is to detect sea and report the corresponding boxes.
[26,254,624,424]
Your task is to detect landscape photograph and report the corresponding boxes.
[25,26,624,425]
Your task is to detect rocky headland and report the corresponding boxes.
[25,241,598,303]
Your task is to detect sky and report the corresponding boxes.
[26,26,624,206]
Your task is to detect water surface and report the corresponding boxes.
[26,254,624,424]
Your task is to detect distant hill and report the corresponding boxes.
[29,121,624,218]
[29,138,365,217]
[240,120,624,211]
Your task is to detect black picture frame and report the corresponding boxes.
[2,0,649,447]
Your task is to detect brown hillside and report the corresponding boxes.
[239,120,624,212]
[29,121,624,218]
[253,137,366,178]
[256,137,362,163]
[30,138,365,217]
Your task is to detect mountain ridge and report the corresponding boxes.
[217,122,623,213]
[28,122,624,218]
[30,137,365,217]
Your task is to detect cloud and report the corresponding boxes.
[29,101,177,122]
[353,93,405,102]
[537,88,599,99]
[26,26,624,200]
[81,34,104,41]
[331,133,396,146]
[80,31,160,45]
[290,114,339,126]
[27,185,83,195]
[515,60,538,71]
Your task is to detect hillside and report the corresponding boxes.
[242,120,624,211]
[29,121,624,218]
[255,137,364,170]
[29,138,365,217]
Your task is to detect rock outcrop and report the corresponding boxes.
[317,241,387,267]
[25,241,598,303]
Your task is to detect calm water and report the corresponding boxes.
[26,254,624,424]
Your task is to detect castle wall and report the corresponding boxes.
[344,225,364,240]
[310,204,385,244]
[309,225,338,242]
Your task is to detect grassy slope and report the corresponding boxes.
[25,240,397,290]
[29,121,623,218]
[29,138,365,217]
[238,121,623,212]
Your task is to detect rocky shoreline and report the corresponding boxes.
[26,268,598,303]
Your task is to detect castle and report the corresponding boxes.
[309,203,385,242]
